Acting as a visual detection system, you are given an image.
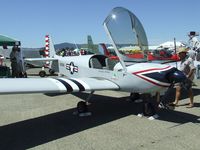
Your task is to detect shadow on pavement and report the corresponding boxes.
[0,92,199,150]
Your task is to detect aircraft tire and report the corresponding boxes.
[77,101,88,113]
[39,70,46,77]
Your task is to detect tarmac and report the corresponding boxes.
[0,68,200,150]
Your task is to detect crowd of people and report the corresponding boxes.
[57,48,88,57]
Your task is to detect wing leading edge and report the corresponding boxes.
[0,77,119,95]
[25,58,58,61]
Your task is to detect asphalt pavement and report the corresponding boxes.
[0,69,200,150]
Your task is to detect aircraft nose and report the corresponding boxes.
[166,68,186,84]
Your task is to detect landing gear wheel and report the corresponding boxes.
[77,101,88,113]
[49,69,55,75]
[39,70,46,77]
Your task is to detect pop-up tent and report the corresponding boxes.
[0,35,20,47]
[0,35,18,76]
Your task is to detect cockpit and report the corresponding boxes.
[89,55,116,70]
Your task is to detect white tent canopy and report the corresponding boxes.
[158,41,185,48]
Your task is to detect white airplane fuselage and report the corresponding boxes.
[56,54,173,94]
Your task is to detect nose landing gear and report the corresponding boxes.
[74,91,94,117]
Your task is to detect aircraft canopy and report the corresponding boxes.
[103,7,148,62]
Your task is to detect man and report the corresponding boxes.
[10,46,18,77]
[15,47,25,77]
[10,46,26,78]
[171,47,196,108]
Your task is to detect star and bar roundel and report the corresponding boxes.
[66,62,78,74]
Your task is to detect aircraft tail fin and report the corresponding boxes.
[45,35,56,58]
[87,35,98,53]
[44,35,56,67]
[87,35,93,46]
[98,43,111,56]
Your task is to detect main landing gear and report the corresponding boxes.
[39,70,46,77]
[39,68,55,77]
[74,91,94,117]
[39,67,46,77]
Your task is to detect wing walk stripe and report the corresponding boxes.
[69,79,85,91]
[56,79,73,92]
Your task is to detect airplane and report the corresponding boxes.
[24,35,59,77]
[86,35,99,54]
[98,43,180,62]
[0,7,186,116]
[99,34,200,79]
[98,43,119,60]
[73,35,98,55]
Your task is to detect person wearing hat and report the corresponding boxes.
[171,47,196,108]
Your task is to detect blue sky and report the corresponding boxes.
[1,0,200,47]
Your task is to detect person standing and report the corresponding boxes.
[171,47,196,108]
[10,46,18,77]
[15,47,25,77]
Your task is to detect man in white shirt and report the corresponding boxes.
[171,47,196,108]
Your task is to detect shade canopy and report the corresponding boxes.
[0,35,20,46]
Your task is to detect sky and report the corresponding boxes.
[1,0,200,48]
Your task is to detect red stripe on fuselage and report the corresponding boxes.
[133,66,171,74]
[134,74,169,87]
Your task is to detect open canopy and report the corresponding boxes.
[103,7,148,63]
[0,35,20,46]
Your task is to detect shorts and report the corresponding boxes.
[174,78,193,90]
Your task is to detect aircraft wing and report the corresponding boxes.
[25,58,58,61]
[0,77,119,95]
